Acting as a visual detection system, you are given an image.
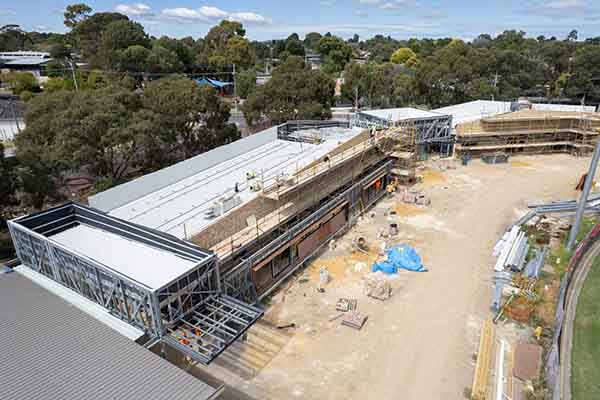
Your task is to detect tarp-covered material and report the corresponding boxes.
[195,77,233,88]
[371,244,427,274]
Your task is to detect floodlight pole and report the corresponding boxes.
[567,141,600,250]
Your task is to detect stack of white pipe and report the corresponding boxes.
[494,225,521,272]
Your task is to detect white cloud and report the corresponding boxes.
[161,6,270,25]
[542,0,584,10]
[0,9,16,16]
[115,3,154,17]
[356,0,380,4]
[34,25,49,31]
[320,0,335,5]
[378,0,414,10]
[354,10,369,17]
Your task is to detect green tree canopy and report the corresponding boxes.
[242,56,335,125]
[391,47,417,64]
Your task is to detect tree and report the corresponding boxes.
[285,38,306,57]
[391,47,417,64]
[49,43,71,59]
[567,45,600,102]
[3,73,41,95]
[567,29,578,42]
[119,45,151,72]
[317,35,353,73]
[99,19,150,69]
[154,36,195,70]
[0,143,16,209]
[304,32,323,50]
[70,12,129,65]
[199,20,252,70]
[142,77,240,160]
[145,45,184,73]
[242,56,335,125]
[64,3,92,28]
[236,69,257,98]
[224,36,255,70]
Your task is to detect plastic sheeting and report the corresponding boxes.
[371,244,427,274]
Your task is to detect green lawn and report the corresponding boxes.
[572,255,600,399]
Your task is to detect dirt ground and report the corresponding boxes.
[195,153,590,400]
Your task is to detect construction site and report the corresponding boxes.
[3,99,600,399]
[455,109,600,158]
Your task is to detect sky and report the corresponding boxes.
[2,0,600,41]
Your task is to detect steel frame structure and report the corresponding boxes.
[9,203,262,364]
[353,111,454,156]
[221,159,394,303]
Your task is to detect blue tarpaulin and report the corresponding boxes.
[371,244,427,274]
[195,77,233,88]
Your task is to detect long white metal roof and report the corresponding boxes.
[108,127,362,239]
[51,224,199,290]
[360,107,443,122]
[433,100,512,127]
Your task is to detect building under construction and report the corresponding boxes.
[455,109,600,158]
[8,119,417,367]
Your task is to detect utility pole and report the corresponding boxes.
[68,59,79,92]
[491,72,499,101]
[567,141,600,250]
[232,63,237,112]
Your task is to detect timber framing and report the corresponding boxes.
[455,110,600,157]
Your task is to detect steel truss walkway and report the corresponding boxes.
[164,295,263,364]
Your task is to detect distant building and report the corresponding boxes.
[0,24,24,34]
[305,53,322,70]
[0,51,52,78]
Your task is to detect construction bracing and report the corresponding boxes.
[455,110,600,158]
[8,203,262,365]
[352,108,454,157]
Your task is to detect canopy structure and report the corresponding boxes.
[195,77,234,88]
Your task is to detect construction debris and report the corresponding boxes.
[364,274,392,300]
[481,152,509,164]
[398,189,431,206]
[341,311,368,330]
[513,342,543,381]
[336,298,358,312]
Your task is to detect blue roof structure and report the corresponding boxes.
[195,77,233,88]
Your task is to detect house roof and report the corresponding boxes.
[195,77,233,88]
[3,57,51,66]
[0,95,26,120]
[0,270,221,400]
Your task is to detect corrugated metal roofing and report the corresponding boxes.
[3,57,51,66]
[360,107,443,121]
[433,100,513,127]
[0,271,220,400]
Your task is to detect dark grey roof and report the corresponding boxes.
[0,271,221,400]
[0,95,26,119]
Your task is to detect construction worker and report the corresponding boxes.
[534,326,543,341]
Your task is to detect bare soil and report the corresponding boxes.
[195,153,589,400]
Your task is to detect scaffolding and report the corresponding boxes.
[455,110,600,157]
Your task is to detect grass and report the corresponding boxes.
[571,256,600,399]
